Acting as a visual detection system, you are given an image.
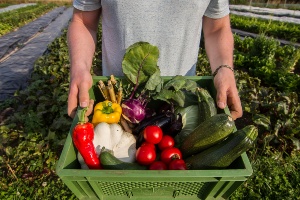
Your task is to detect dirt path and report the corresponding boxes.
[0,6,73,102]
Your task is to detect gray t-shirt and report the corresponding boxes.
[73,0,229,76]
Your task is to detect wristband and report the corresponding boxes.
[212,65,234,77]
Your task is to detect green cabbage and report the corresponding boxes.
[174,105,200,147]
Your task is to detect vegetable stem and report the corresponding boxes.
[77,107,88,124]
[98,80,109,100]
[129,52,150,99]
[117,84,123,104]
[120,116,132,133]
[107,80,117,103]
[110,75,117,85]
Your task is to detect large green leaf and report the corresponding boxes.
[163,75,198,92]
[253,114,271,131]
[153,75,198,107]
[145,70,163,91]
[122,42,161,90]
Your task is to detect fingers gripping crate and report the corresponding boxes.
[56,76,253,200]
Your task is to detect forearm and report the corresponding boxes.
[67,17,98,76]
[67,9,101,117]
[203,16,234,73]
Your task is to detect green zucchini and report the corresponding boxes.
[197,87,217,123]
[180,113,235,158]
[100,150,147,170]
[185,125,258,169]
[173,88,217,149]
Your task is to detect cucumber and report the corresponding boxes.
[180,113,235,158]
[197,87,217,123]
[185,125,258,169]
[100,150,147,170]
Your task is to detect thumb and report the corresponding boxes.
[78,82,91,108]
[216,89,227,110]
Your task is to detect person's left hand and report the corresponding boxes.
[213,67,243,120]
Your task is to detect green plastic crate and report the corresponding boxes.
[56,76,253,200]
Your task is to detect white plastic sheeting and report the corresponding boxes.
[230,5,300,24]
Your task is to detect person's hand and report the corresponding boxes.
[68,69,94,119]
[213,68,243,120]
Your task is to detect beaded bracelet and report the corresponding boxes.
[212,65,234,77]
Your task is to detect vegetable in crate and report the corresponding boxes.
[133,107,182,135]
[180,113,235,158]
[168,159,187,170]
[174,87,217,147]
[121,42,163,124]
[132,112,168,136]
[174,105,199,147]
[158,135,175,151]
[136,144,156,165]
[91,100,122,125]
[185,125,258,169]
[143,125,163,144]
[196,87,217,123]
[72,107,101,169]
[153,75,199,107]
[149,161,168,170]
[77,122,136,169]
[160,147,182,165]
[135,112,182,149]
[100,148,147,170]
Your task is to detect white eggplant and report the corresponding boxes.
[77,122,136,169]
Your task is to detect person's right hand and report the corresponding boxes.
[213,67,243,120]
[68,69,94,119]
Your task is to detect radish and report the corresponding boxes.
[121,42,163,123]
[121,98,147,124]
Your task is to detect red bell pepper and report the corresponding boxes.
[72,107,101,169]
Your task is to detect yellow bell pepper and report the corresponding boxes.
[92,100,122,125]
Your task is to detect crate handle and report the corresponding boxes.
[173,190,180,198]
[126,191,133,198]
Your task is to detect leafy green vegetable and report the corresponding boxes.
[122,42,162,92]
[174,105,200,147]
[153,75,198,107]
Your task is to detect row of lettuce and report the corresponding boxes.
[0,3,59,36]
[230,14,300,43]
[0,9,299,199]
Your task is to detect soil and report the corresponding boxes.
[235,112,254,130]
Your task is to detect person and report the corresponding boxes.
[67,0,243,120]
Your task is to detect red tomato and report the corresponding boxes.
[143,125,163,144]
[136,145,156,165]
[168,159,187,170]
[149,161,167,170]
[141,141,156,150]
[158,135,175,151]
[160,147,182,164]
